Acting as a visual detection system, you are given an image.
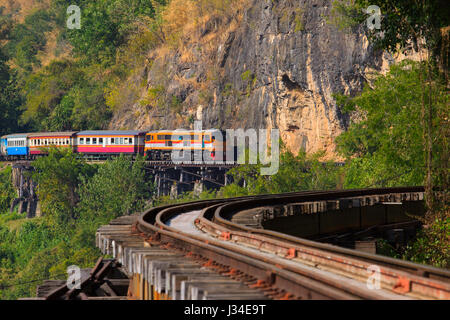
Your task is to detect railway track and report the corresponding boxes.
[94,187,450,300]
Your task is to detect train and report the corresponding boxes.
[0,129,228,162]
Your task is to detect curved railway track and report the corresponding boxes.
[92,187,450,300]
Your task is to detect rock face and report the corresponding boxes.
[110,0,390,158]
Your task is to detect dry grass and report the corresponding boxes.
[0,0,51,23]
[154,0,249,61]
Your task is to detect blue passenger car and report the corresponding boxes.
[4,134,29,158]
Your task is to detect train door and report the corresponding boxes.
[0,138,6,156]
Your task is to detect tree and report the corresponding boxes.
[0,166,15,213]
[0,8,22,136]
[331,0,449,237]
[77,155,152,227]
[65,0,163,66]
[32,149,95,229]
[220,148,343,198]
[335,61,446,188]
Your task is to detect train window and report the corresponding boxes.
[67,139,70,145]
[124,138,128,145]
[79,138,84,145]
[120,138,124,145]
[157,135,165,140]
[145,135,151,142]
[99,138,103,144]
[130,138,134,144]
[86,138,91,145]
[93,138,97,145]
[111,138,115,144]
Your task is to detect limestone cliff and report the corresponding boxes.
[109,0,415,159]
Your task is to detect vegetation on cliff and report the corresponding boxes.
[0,151,152,299]
[0,0,448,299]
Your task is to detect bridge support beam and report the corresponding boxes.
[10,162,39,218]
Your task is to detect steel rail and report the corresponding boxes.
[137,187,450,299]
[141,201,391,299]
[196,203,449,299]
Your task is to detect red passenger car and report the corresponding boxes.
[28,132,77,156]
[76,131,146,155]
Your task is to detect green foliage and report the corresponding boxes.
[293,8,305,32]
[240,70,256,97]
[32,149,96,230]
[5,8,53,73]
[77,155,152,225]
[403,218,450,268]
[327,0,367,31]
[2,0,168,134]
[336,60,447,188]
[0,11,23,136]
[0,211,26,225]
[219,148,343,197]
[64,0,162,66]
[0,153,153,299]
[20,59,112,131]
[329,0,450,57]
[0,166,15,213]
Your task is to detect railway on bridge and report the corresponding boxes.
[30,187,450,300]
